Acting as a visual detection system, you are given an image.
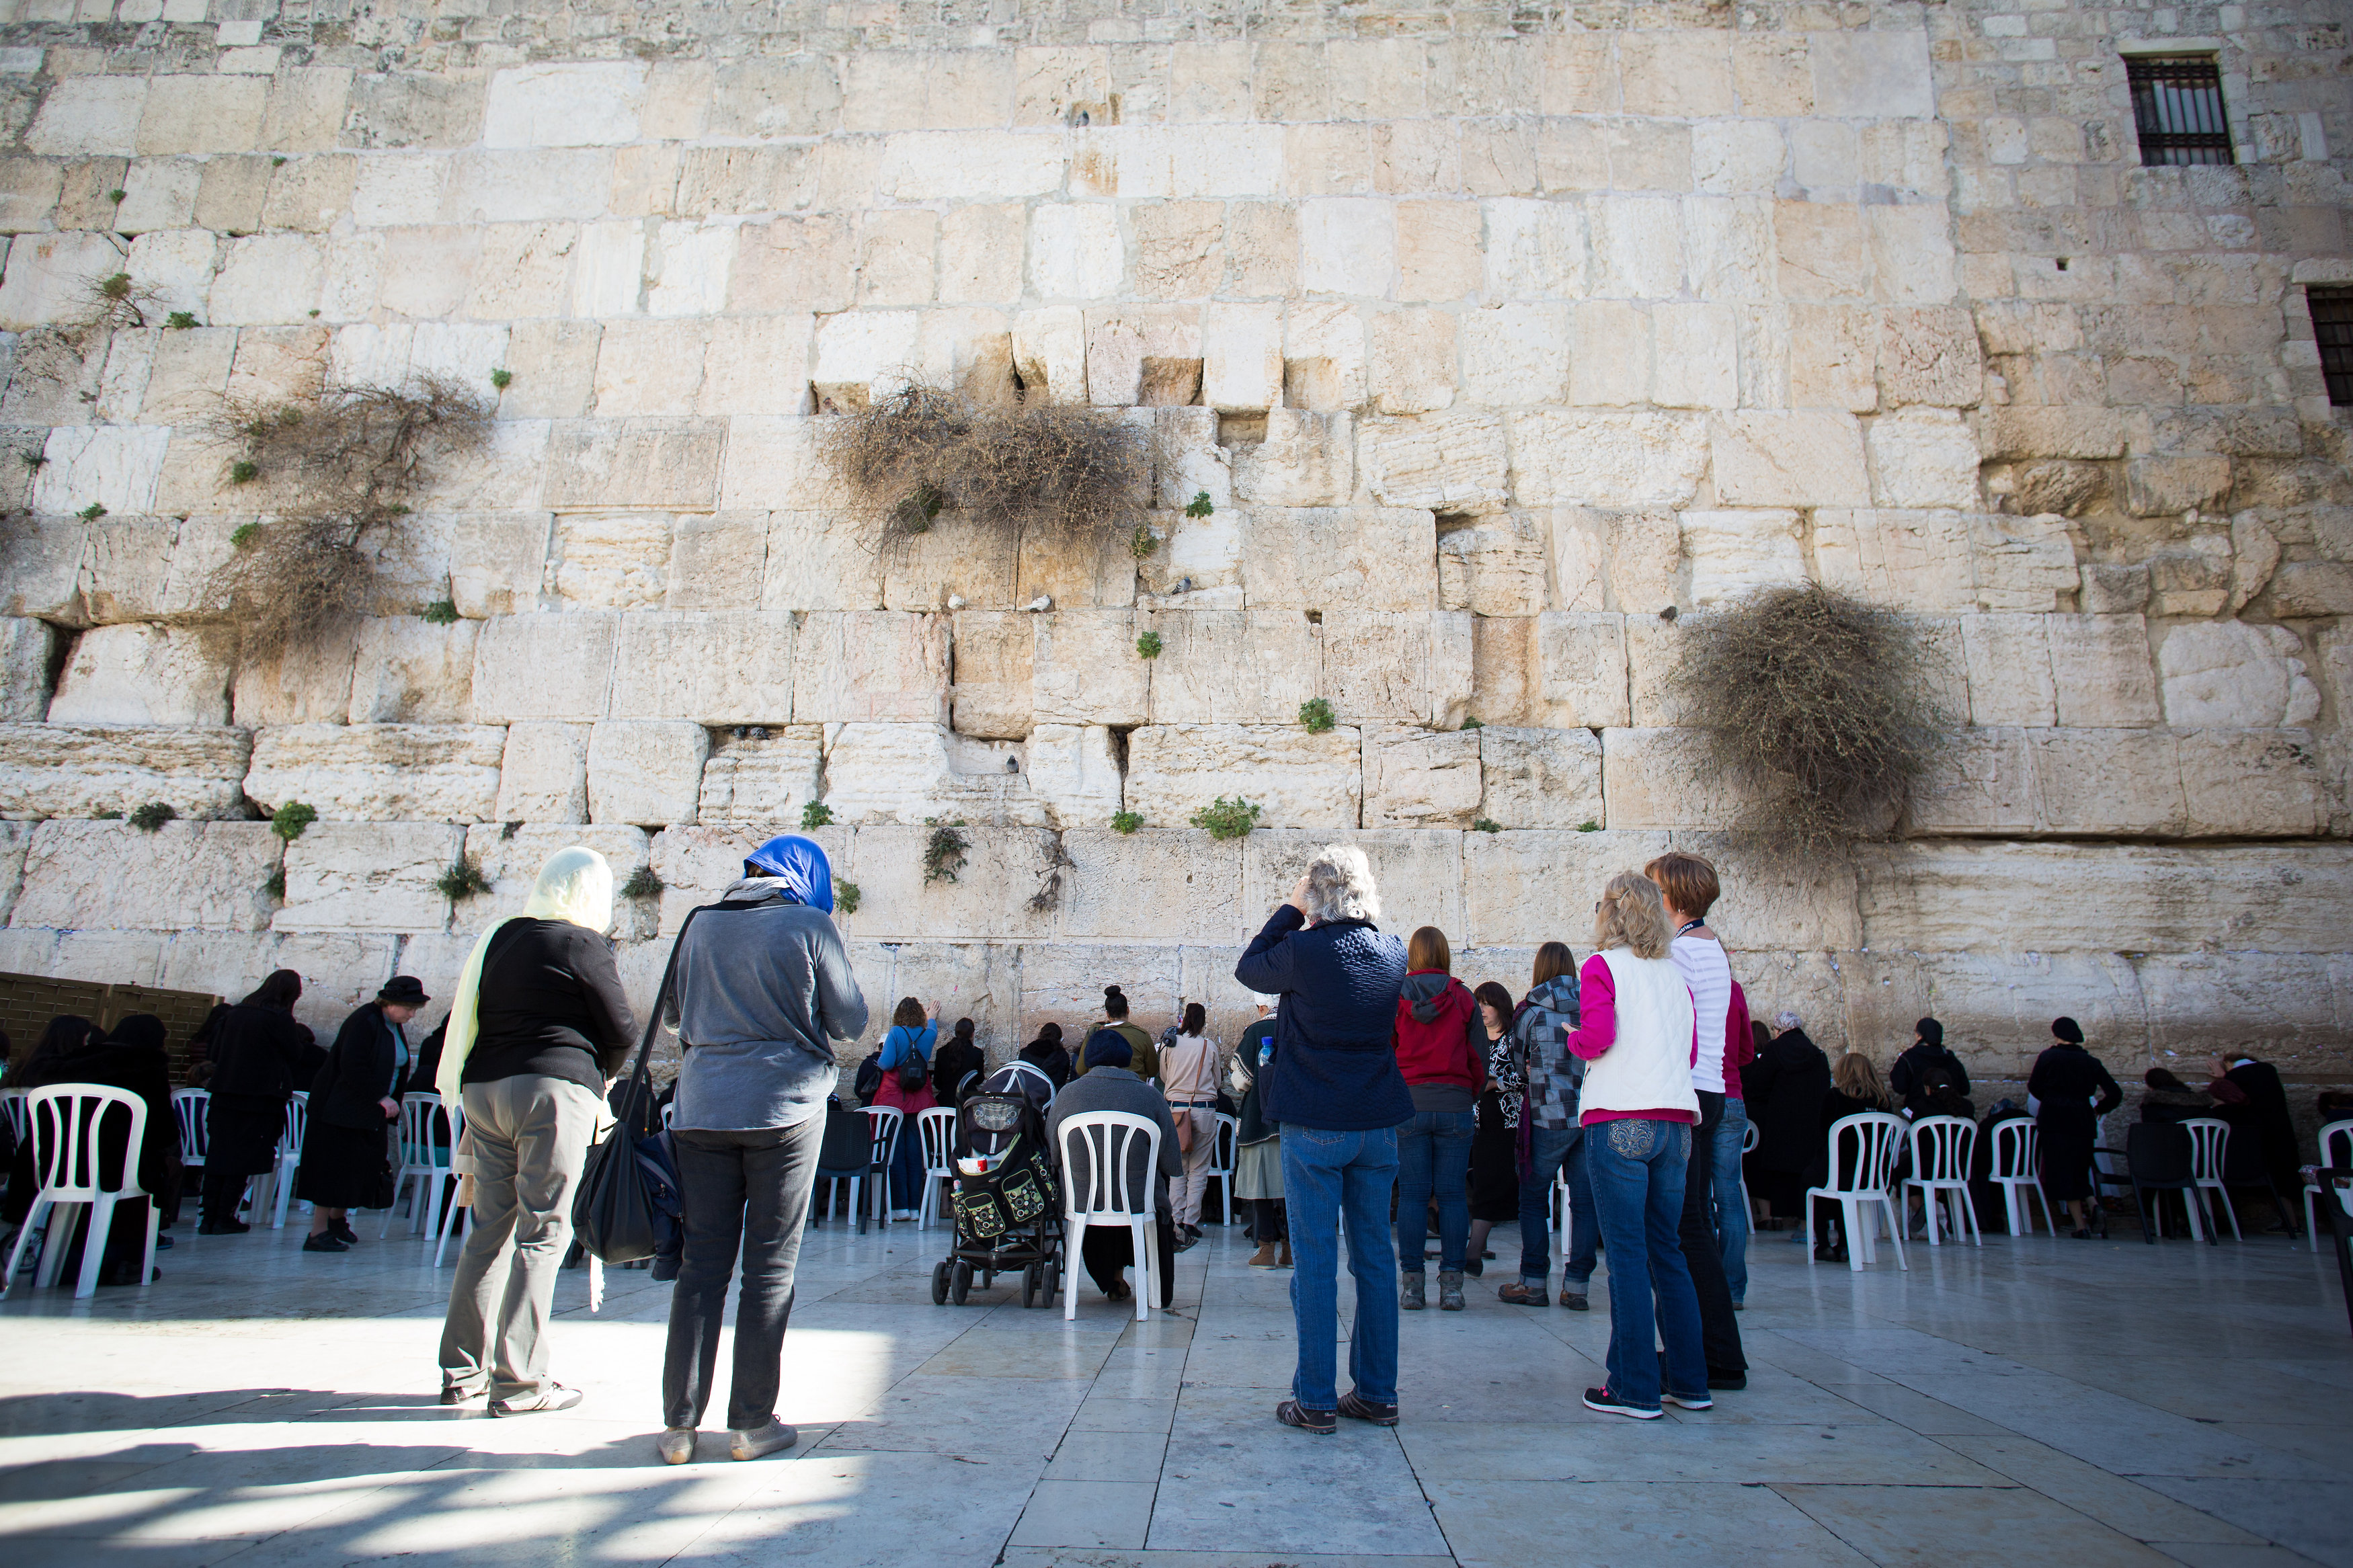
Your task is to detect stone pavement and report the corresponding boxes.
[1,1205,2347,1568]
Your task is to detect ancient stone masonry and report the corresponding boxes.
[0,0,2347,1100]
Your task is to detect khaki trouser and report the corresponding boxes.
[437,1075,600,1401]
[1172,1106,1216,1227]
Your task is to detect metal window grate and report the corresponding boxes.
[2126,56,2235,166]
[2312,288,2353,407]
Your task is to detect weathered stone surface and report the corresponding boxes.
[347,617,478,724]
[791,611,949,725]
[1960,614,2057,727]
[1864,409,1981,509]
[1320,610,1472,729]
[1058,829,1244,940]
[588,719,710,826]
[1679,509,1805,608]
[1026,724,1123,827]
[2044,615,2158,729]
[2159,622,2321,729]
[1912,727,2324,839]
[610,610,795,725]
[0,520,90,622]
[1237,507,1436,612]
[947,610,1033,739]
[469,612,616,723]
[1536,610,1631,728]
[11,821,280,932]
[457,823,649,929]
[496,720,590,823]
[0,618,52,722]
[764,511,883,611]
[550,512,670,610]
[1709,411,1870,507]
[1508,411,1708,508]
[448,514,553,620]
[0,724,251,821]
[1359,413,1509,515]
[1599,727,1762,831]
[696,725,823,828]
[1031,610,1148,726]
[1232,410,1354,507]
[544,419,722,513]
[1125,725,1363,831]
[2176,731,2327,839]
[822,722,1043,827]
[1361,725,1482,827]
[1968,512,2079,612]
[47,624,231,726]
[245,723,506,822]
[276,821,462,934]
[1143,609,1318,725]
[1243,828,1464,950]
[844,825,1058,942]
[1476,726,1603,830]
[1437,515,1546,617]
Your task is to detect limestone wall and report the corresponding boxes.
[0,0,2346,1092]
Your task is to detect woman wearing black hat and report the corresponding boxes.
[2027,1017,2120,1237]
[296,977,429,1253]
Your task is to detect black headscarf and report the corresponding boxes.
[1915,1018,1944,1047]
[2051,1016,2084,1045]
[242,970,303,1009]
[18,1016,103,1089]
[108,1014,168,1057]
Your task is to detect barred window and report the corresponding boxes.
[2126,56,2234,166]
[2311,288,2353,407]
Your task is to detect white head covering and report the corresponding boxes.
[436,848,615,1105]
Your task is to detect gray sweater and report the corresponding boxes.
[1045,1066,1184,1214]
[666,879,869,1132]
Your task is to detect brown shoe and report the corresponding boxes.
[1248,1243,1281,1268]
[1497,1281,1548,1305]
[1337,1390,1398,1426]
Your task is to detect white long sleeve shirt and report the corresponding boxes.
[1669,932,1732,1095]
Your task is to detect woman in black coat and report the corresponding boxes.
[1741,1014,1833,1221]
[1019,1022,1073,1089]
[199,971,317,1234]
[1889,1018,1970,1106]
[932,1018,986,1106]
[2028,1017,2122,1237]
[295,978,428,1253]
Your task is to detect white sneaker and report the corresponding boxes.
[729,1419,798,1460]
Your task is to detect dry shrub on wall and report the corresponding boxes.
[202,374,493,663]
[1669,583,1954,862]
[819,378,1148,550]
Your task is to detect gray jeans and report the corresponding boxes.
[438,1075,601,1401]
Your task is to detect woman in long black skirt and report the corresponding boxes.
[199,973,316,1234]
[1464,983,1521,1279]
[2028,1017,2122,1238]
[296,978,428,1253]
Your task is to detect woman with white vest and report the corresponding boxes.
[1563,872,1709,1420]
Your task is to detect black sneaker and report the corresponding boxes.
[301,1233,349,1253]
[1275,1399,1336,1435]
[330,1219,360,1245]
[198,1220,250,1235]
[1707,1371,1747,1391]
[1583,1387,1662,1420]
[1337,1391,1398,1427]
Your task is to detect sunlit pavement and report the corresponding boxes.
[3,1202,2349,1567]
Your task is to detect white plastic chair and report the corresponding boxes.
[1739,1118,1759,1222]
[268,1091,309,1230]
[1058,1110,1162,1322]
[1991,1118,2054,1237]
[385,1094,461,1239]
[171,1087,210,1173]
[915,1106,958,1229]
[2181,1118,2240,1239]
[1207,1112,1238,1225]
[1,1085,159,1301]
[1903,1115,1981,1247]
[0,1087,28,1147]
[1806,1112,1909,1272]
[862,1105,902,1229]
[2305,1120,2353,1253]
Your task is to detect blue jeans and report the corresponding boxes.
[1585,1117,1707,1411]
[1515,1125,1598,1288]
[885,1118,926,1210]
[1711,1097,1749,1303]
[1394,1109,1473,1273]
[1281,1126,1400,1411]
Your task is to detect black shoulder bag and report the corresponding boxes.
[572,906,704,1264]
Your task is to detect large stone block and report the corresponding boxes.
[1058,829,1245,940]
[457,823,650,930]
[544,419,723,513]
[1599,727,1762,831]
[1144,610,1320,725]
[47,624,230,725]
[1361,725,1482,827]
[2046,615,2159,729]
[664,512,769,612]
[0,518,93,622]
[791,611,949,725]
[842,825,1058,943]
[1507,411,1708,508]
[610,610,795,725]
[1320,611,1472,729]
[1125,725,1363,831]
[448,514,553,620]
[1864,409,1981,509]
[2176,731,2327,839]
[1437,515,1548,617]
[245,723,506,822]
[1477,726,1605,830]
[1709,411,1870,507]
[1462,301,1568,403]
[764,511,884,611]
[1679,509,1805,608]
[949,610,1034,739]
[1361,414,1509,518]
[36,425,175,517]
[822,723,1043,827]
[2158,622,2321,729]
[469,612,616,723]
[10,821,279,932]
[1913,727,2323,839]
[275,821,462,934]
[0,618,53,722]
[1232,410,1353,508]
[1967,512,2079,612]
[1014,940,1181,1047]
[1534,610,1632,728]
[1032,610,1148,726]
[696,726,823,829]
[347,617,478,724]
[485,63,645,149]
[0,723,251,821]
[1237,507,1436,612]
[588,720,710,827]
[496,721,590,823]
[1960,614,2057,727]
[1026,725,1123,828]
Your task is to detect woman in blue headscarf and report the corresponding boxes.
[655,833,869,1466]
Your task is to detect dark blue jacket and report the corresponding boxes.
[1234,905,1410,1132]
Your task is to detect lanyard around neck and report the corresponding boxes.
[1676,920,1704,937]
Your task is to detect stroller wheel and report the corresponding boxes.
[949,1259,973,1306]
[1021,1263,1040,1309]
[1042,1258,1060,1306]
[930,1260,951,1306]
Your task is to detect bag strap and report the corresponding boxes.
[616,904,711,1112]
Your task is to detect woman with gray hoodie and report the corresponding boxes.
[656,833,867,1467]
[1498,942,1599,1308]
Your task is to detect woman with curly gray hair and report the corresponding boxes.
[1234,844,1410,1436]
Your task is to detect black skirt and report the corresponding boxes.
[296,1118,396,1210]
[1468,1090,1520,1222]
[2037,1106,2099,1202]
[205,1093,287,1180]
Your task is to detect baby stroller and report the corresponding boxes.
[931,1061,1063,1308]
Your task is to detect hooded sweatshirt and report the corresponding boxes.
[1394,970,1482,1113]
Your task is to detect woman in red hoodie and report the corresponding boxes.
[1392,926,1485,1313]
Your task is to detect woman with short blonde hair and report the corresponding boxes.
[1561,872,1708,1419]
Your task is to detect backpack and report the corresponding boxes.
[896,1050,928,1093]
[853,1051,883,1105]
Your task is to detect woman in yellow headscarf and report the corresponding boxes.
[434,847,638,1416]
